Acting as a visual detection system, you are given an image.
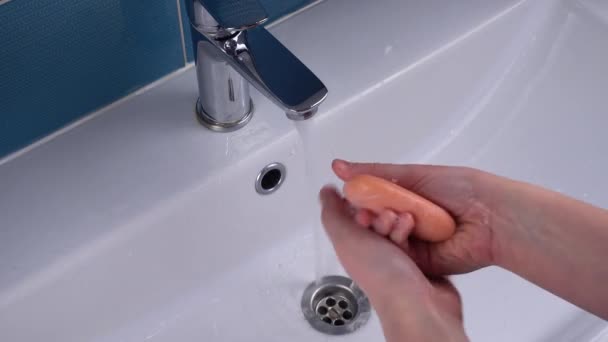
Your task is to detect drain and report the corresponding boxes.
[301,275,371,335]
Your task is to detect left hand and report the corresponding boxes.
[320,186,468,342]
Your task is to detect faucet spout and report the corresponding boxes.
[186,0,328,131]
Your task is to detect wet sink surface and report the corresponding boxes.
[1,0,608,341]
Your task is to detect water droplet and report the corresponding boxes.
[384,45,393,55]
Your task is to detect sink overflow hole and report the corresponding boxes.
[261,169,281,190]
[255,163,286,195]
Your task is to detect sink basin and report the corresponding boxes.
[1,0,608,341]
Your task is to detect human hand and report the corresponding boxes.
[320,187,468,342]
[332,159,503,276]
[327,159,608,321]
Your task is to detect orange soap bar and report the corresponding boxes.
[343,174,456,242]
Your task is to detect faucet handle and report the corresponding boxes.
[191,0,269,37]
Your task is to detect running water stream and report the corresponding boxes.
[294,121,335,284]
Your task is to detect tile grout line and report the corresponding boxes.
[175,0,189,66]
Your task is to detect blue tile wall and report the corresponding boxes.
[0,0,312,158]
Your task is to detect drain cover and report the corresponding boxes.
[301,275,371,335]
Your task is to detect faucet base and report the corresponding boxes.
[196,98,254,132]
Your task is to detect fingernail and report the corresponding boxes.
[321,184,335,192]
[333,159,350,172]
[319,185,334,203]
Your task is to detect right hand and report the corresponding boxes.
[332,159,508,276]
[333,159,608,319]
[320,186,469,342]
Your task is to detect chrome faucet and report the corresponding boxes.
[185,0,328,132]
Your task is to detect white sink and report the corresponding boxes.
[1,0,607,341]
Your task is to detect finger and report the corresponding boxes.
[332,159,442,189]
[319,186,351,239]
[355,209,374,227]
[389,212,415,247]
[319,186,406,279]
[371,209,398,236]
[319,186,381,250]
[319,186,433,306]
